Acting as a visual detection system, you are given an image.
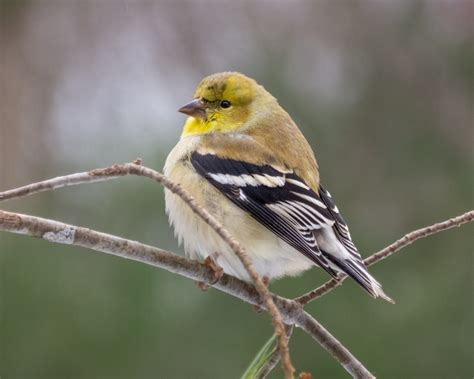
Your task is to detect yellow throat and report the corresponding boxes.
[181,114,243,137]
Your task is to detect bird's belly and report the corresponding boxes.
[164,162,313,281]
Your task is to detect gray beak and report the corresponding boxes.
[178,99,207,120]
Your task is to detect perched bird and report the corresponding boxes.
[164,72,393,302]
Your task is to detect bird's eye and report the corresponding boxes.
[220,100,231,109]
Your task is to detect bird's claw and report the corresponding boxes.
[204,255,224,285]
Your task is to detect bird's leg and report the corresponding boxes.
[196,252,224,291]
[204,253,224,284]
[253,275,270,313]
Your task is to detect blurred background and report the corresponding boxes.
[0,1,472,378]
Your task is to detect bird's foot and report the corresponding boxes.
[204,254,224,285]
[196,254,224,291]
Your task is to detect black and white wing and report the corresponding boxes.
[191,152,393,302]
[191,152,341,277]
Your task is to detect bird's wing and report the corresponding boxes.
[191,152,339,278]
[317,185,363,260]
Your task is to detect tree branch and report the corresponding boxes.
[256,325,294,379]
[0,161,295,378]
[295,210,474,305]
[0,209,374,379]
[2,161,471,378]
[250,209,474,379]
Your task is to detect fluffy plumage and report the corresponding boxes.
[164,72,393,302]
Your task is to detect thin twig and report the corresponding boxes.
[2,163,471,378]
[364,210,474,266]
[250,210,474,377]
[0,209,374,379]
[295,210,474,305]
[0,161,294,378]
[257,325,294,379]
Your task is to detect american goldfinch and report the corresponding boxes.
[164,72,393,302]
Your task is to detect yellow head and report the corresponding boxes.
[178,72,271,137]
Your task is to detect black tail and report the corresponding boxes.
[322,252,395,303]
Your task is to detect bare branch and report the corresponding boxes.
[0,161,295,378]
[364,210,474,266]
[248,210,474,378]
[296,209,474,305]
[257,325,294,379]
[3,163,471,378]
[0,209,374,379]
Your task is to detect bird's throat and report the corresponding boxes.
[181,115,238,137]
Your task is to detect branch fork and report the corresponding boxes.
[1,159,472,379]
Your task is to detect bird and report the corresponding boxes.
[164,71,393,303]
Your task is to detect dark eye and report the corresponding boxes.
[220,100,231,109]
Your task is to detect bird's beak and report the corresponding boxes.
[178,99,207,120]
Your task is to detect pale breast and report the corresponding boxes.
[163,135,314,281]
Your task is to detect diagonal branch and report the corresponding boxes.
[2,161,472,378]
[255,325,294,379]
[250,209,474,379]
[0,209,374,379]
[295,210,474,305]
[0,161,295,378]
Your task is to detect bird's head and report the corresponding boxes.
[178,72,272,137]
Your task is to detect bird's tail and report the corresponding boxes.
[327,254,395,303]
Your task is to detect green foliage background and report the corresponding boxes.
[0,1,472,378]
